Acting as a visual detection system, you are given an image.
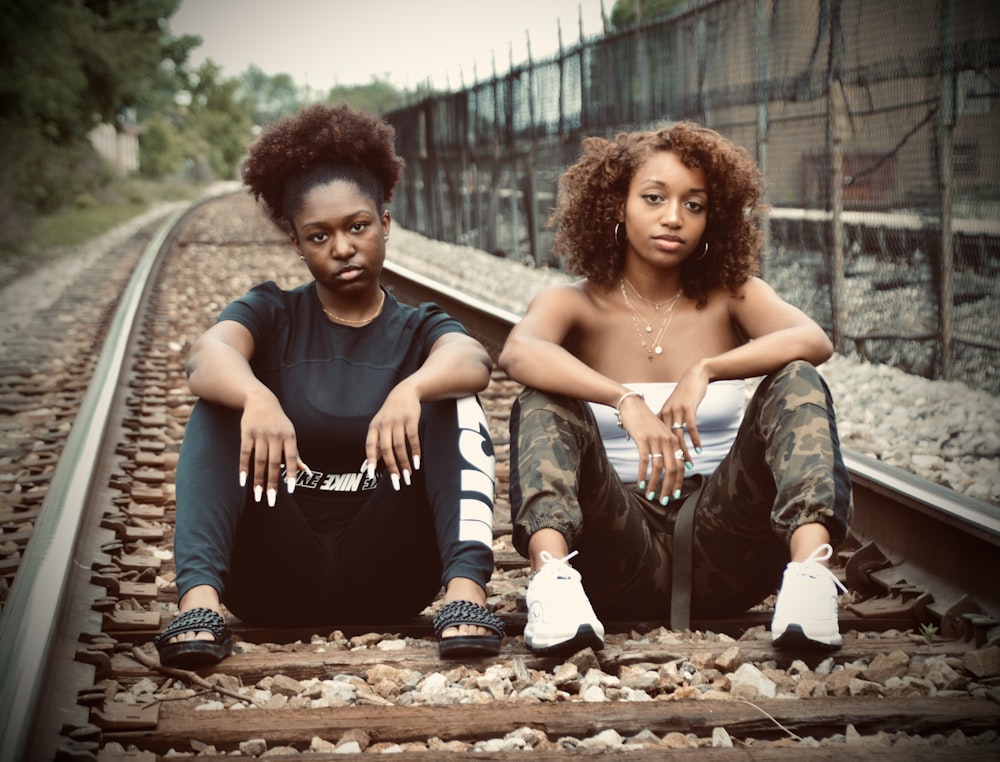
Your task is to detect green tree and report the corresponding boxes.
[609,0,691,28]
[326,76,406,115]
[76,0,198,120]
[187,61,254,179]
[0,0,198,232]
[241,65,305,125]
[137,114,188,180]
[140,61,254,182]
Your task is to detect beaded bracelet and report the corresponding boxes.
[614,390,645,429]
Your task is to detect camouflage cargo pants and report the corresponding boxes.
[509,360,852,621]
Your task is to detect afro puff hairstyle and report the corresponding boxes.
[549,121,766,308]
[241,103,405,233]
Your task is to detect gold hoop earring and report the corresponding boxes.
[614,222,627,248]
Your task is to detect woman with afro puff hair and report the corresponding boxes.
[499,122,852,655]
[154,104,504,667]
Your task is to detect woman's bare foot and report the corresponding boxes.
[440,577,491,638]
[165,584,222,644]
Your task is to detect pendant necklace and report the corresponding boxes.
[320,289,386,325]
[620,278,683,360]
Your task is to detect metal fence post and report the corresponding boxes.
[827,0,847,354]
[756,0,771,282]
[938,0,956,381]
[526,36,541,267]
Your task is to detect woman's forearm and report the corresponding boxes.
[700,326,833,382]
[186,340,275,409]
[402,335,492,402]
[500,337,628,409]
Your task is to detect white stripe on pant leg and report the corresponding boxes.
[460,468,494,502]
[455,396,495,548]
[459,498,494,546]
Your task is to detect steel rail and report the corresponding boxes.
[843,449,1000,544]
[844,448,1000,621]
[0,205,188,762]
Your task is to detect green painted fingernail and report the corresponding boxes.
[639,480,646,490]
[685,461,693,470]
[660,495,670,506]
[674,489,682,499]
[647,491,656,501]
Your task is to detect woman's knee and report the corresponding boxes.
[511,388,597,451]
[752,360,834,418]
[769,359,824,391]
[514,387,590,420]
[178,401,241,470]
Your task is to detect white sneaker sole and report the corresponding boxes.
[524,623,604,655]
[772,623,842,651]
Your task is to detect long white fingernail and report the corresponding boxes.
[390,472,400,491]
[267,488,276,507]
[359,458,368,473]
[286,477,296,494]
[254,484,262,502]
[239,471,247,487]
[402,469,411,486]
[413,455,421,470]
[368,463,376,480]
[301,462,313,475]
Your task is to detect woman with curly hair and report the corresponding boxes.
[154,104,504,667]
[499,122,852,654]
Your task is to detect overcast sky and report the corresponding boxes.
[170,0,611,93]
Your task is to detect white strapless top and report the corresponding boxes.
[588,380,745,482]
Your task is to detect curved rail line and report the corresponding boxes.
[1,196,998,760]
[0,200,202,761]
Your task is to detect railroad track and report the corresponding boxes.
[0,193,998,761]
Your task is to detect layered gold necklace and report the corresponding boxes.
[320,289,386,325]
[620,277,683,360]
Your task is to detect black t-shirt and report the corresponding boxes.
[218,280,465,514]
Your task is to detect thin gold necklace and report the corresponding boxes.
[320,289,386,325]
[620,278,682,360]
[622,275,681,311]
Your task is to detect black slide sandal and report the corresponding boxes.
[433,600,505,658]
[154,607,234,668]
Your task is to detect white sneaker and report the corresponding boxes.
[524,550,605,654]
[771,543,848,650]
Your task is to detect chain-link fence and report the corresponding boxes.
[385,0,1000,394]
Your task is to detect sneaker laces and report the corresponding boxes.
[789,544,848,594]
[536,549,580,580]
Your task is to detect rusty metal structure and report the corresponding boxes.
[385,0,1000,394]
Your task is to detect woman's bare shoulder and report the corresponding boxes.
[526,279,607,313]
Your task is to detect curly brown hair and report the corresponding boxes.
[549,122,766,307]
[241,103,405,233]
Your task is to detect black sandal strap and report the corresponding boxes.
[433,600,505,638]
[154,607,227,646]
